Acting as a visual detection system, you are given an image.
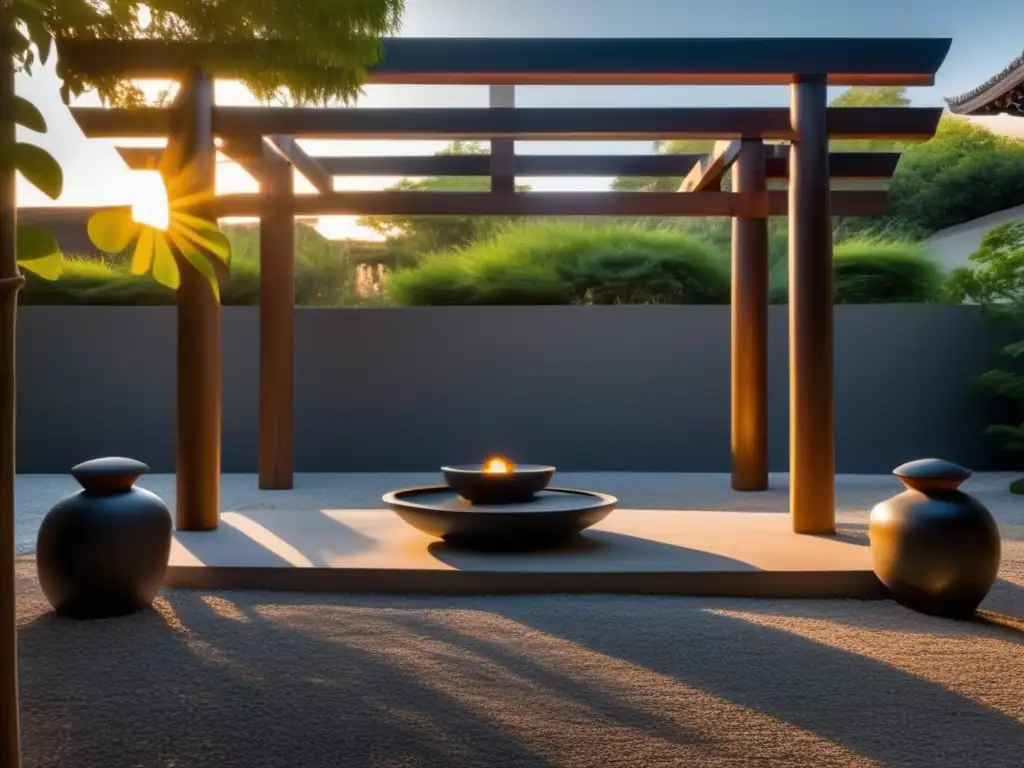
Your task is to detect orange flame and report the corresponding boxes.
[483,457,514,474]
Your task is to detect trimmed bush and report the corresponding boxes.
[388,221,731,306]
[770,240,945,304]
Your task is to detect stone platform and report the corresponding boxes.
[15,470,1018,598]
[168,507,882,597]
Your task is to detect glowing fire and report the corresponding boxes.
[483,457,515,474]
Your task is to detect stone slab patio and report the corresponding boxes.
[16,471,1023,599]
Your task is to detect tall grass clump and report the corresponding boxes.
[388,220,731,306]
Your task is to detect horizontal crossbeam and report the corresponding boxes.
[55,37,952,86]
[18,190,887,224]
[115,146,901,181]
[208,190,888,218]
[73,106,943,141]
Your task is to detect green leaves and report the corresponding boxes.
[13,142,62,200]
[13,0,50,14]
[16,225,63,280]
[14,95,46,133]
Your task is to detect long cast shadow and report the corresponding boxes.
[491,595,1024,766]
[18,590,558,768]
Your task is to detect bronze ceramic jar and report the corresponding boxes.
[869,458,1001,619]
[36,457,172,619]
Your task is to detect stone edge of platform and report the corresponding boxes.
[165,566,889,599]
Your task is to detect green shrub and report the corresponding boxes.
[388,221,731,306]
[770,240,944,304]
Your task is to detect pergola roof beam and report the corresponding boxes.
[680,140,743,192]
[115,146,902,181]
[74,106,944,141]
[55,37,951,86]
[209,190,889,218]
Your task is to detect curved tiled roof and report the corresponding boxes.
[945,50,1024,115]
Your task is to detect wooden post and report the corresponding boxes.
[0,7,23,764]
[489,85,515,194]
[788,75,835,534]
[258,146,295,490]
[170,70,221,530]
[731,139,769,491]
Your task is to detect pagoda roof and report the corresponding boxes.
[946,50,1024,116]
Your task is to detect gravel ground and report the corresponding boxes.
[13,472,1024,767]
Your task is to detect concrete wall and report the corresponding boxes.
[16,305,1007,475]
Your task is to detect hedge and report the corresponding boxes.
[387,221,732,306]
[769,240,945,304]
[389,223,946,306]
[20,225,947,307]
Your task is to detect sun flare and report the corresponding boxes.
[130,171,171,231]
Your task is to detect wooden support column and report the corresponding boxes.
[0,8,23,765]
[258,145,295,490]
[788,75,835,534]
[489,85,515,194]
[731,139,769,491]
[170,69,221,530]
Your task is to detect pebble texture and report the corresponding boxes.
[14,472,1024,767]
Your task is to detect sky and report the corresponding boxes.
[14,0,1024,239]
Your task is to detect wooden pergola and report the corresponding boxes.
[53,37,950,537]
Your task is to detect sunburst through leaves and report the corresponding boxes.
[87,151,231,301]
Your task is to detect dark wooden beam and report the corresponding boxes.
[170,69,221,533]
[680,140,743,192]
[266,136,334,194]
[72,106,944,142]
[0,9,23,767]
[258,146,295,490]
[219,137,266,182]
[117,146,902,181]
[316,154,705,177]
[731,140,769,492]
[55,37,952,86]
[208,189,889,218]
[489,85,516,194]
[789,75,835,535]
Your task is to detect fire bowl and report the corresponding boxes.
[382,485,618,552]
[441,463,556,505]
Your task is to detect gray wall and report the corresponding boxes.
[17,305,1006,475]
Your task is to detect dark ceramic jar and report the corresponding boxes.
[36,457,172,619]
[869,458,1001,619]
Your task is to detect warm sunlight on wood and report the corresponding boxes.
[130,170,171,231]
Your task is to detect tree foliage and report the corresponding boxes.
[829,86,911,153]
[945,221,1024,486]
[841,117,1024,241]
[17,0,404,105]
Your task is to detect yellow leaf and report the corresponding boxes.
[169,217,231,263]
[88,208,140,254]
[169,210,221,235]
[131,227,155,275]
[152,236,181,290]
[18,253,63,280]
[152,234,175,283]
[183,248,221,303]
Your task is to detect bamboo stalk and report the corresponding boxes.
[0,3,24,764]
